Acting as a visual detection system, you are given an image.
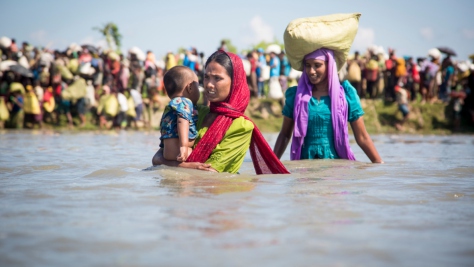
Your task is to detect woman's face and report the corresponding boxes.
[203,61,232,102]
[304,58,327,85]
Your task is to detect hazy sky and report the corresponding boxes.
[2,0,473,61]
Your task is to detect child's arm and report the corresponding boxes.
[176,117,190,162]
[350,117,383,163]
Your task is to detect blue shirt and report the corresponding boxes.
[160,97,198,148]
[281,56,291,76]
[282,80,364,159]
[269,56,280,77]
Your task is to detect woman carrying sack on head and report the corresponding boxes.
[273,13,383,163]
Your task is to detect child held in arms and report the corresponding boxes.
[159,66,200,162]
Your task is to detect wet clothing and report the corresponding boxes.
[193,105,254,174]
[283,81,364,159]
[160,97,198,147]
[187,51,288,175]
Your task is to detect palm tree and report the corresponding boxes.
[93,22,122,53]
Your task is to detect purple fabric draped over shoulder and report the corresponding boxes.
[290,48,356,161]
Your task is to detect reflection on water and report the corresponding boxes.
[152,167,257,196]
[0,131,473,267]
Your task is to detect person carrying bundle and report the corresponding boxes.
[273,13,383,163]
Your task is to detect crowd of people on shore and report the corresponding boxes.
[340,46,474,130]
[0,36,473,131]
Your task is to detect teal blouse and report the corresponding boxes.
[282,80,364,159]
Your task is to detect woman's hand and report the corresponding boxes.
[152,148,217,171]
[180,162,218,172]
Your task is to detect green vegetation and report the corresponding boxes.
[221,39,238,54]
[360,99,473,134]
[93,22,122,53]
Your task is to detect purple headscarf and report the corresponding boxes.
[290,48,356,161]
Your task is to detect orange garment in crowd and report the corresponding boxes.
[395,58,407,77]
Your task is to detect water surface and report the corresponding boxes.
[1,131,473,267]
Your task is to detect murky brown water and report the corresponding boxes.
[1,130,473,267]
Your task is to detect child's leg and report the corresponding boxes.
[163,138,181,161]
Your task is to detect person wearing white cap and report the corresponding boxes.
[421,48,441,103]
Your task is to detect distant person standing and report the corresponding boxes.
[365,54,379,99]
[10,38,18,54]
[165,51,177,72]
[268,51,282,99]
[406,57,420,101]
[385,49,397,101]
[439,56,455,102]
[183,48,197,73]
[346,51,362,97]
[247,51,258,97]
[394,82,410,131]
[422,49,441,103]
[269,52,280,80]
[256,48,267,98]
[279,51,291,92]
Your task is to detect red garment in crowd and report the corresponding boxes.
[385,59,394,70]
[43,89,53,102]
[54,84,62,97]
[186,50,289,175]
[79,53,92,63]
[249,57,257,72]
[412,65,420,83]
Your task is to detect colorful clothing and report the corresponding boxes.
[269,56,281,77]
[280,56,291,76]
[187,51,288,175]
[291,49,357,160]
[160,97,198,147]
[283,81,364,159]
[194,106,254,174]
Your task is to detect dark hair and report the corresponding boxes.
[163,66,192,96]
[205,51,233,80]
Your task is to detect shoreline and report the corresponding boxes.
[2,98,473,135]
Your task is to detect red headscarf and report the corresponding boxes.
[187,50,289,175]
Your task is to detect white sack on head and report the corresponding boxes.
[283,13,361,71]
[266,44,282,54]
[0,37,12,49]
[428,48,441,59]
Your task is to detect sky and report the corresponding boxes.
[2,0,474,61]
